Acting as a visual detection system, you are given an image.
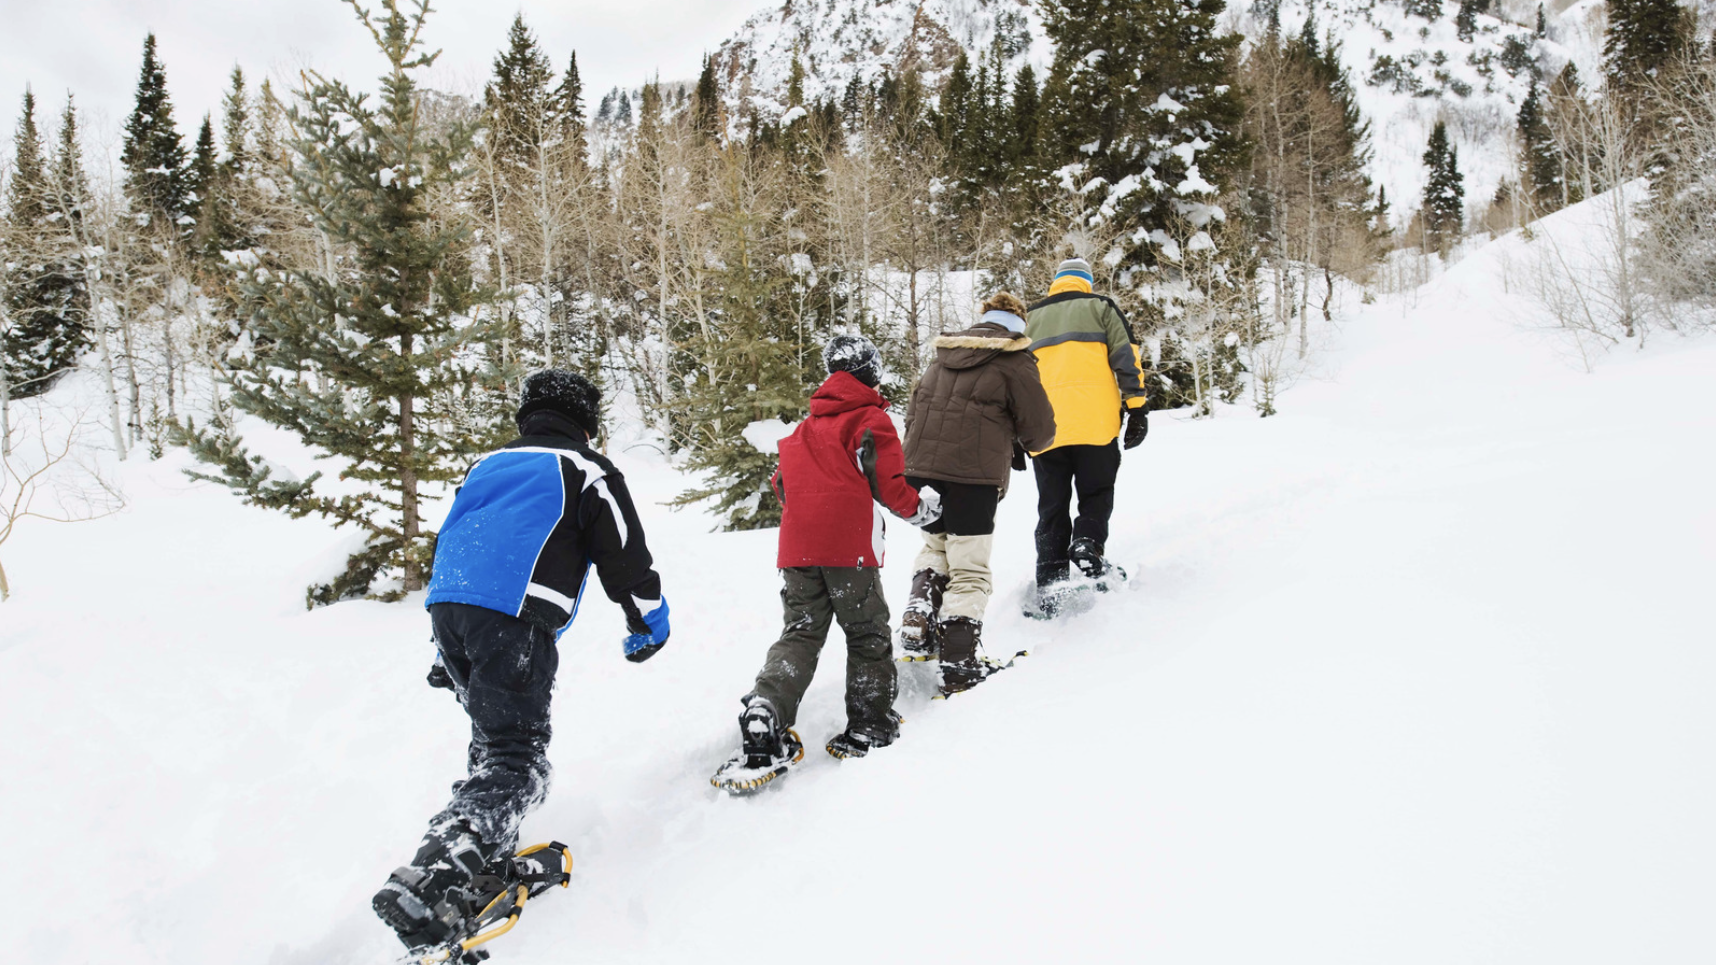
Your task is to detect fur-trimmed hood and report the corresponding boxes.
[932,321,1032,371]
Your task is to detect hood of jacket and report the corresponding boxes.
[932,321,1033,371]
[808,369,886,417]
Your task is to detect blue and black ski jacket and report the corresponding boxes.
[426,411,663,638]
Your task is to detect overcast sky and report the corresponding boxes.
[0,0,762,154]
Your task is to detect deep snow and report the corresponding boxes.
[3,197,1713,964]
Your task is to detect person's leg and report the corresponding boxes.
[748,567,835,727]
[1032,448,1076,586]
[1070,440,1122,554]
[825,567,898,739]
[938,482,1000,664]
[940,534,995,628]
[431,604,558,860]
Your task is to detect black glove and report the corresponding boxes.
[426,659,454,691]
[1011,443,1028,472]
[855,428,884,500]
[1122,408,1149,450]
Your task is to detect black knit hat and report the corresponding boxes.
[516,369,602,436]
[823,334,882,387]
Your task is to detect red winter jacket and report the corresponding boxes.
[772,371,920,568]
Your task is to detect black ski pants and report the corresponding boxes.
[749,566,895,737]
[424,602,557,859]
[1032,440,1121,585]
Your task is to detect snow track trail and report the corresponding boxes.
[4,202,1713,964]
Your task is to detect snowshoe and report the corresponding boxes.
[380,840,572,964]
[825,710,904,760]
[711,695,805,794]
[935,652,1026,698]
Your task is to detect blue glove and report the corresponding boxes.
[623,598,671,663]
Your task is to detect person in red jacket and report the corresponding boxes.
[712,336,941,791]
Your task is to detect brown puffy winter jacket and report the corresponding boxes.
[903,322,1057,487]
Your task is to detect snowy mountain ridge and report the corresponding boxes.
[710,0,1611,224]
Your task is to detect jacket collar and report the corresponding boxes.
[809,370,886,416]
[516,409,591,444]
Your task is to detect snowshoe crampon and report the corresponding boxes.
[711,728,805,795]
[413,842,572,965]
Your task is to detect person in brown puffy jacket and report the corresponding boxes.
[900,292,1057,695]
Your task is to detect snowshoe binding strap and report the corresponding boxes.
[418,884,529,964]
[511,842,572,892]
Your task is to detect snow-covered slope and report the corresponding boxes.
[711,0,1609,225]
[4,191,1714,963]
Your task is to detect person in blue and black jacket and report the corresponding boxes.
[374,369,669,951]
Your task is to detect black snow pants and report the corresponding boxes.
[423,602,558,861]
[749,567,896,738]
[1032,440,1122,586]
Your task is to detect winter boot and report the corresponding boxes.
[897,568,949,661]
[1070,538,1127,587]
[826,709,904,760]
[372,820,497,950]
[712,695,805,794]
[936,617,1005,696]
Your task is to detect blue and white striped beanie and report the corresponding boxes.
[1054,257,1094,284]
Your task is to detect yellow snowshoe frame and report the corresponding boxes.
[418,843,571,964]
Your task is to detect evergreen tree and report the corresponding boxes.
[694,54,722,138]
[1039,0,1245,296]
[120,33,189,225]
[1010,63,1041,170]
[1605,0,1693,89]
[2,89,88,398]
[485,14,560,168]
[185,115,217,225]
[1536,3,1548,38]
[1517,80,1561,209]
[1404,0,1442,21]
[195,67,259,267]
[1421,120,1466,253]
[177,0,505,604]
[616,90,633,125]
[1456,0,1479,42]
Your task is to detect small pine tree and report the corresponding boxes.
[1536,3,1548,38]
[185,116,217,225]
[3,89,89,398]
[120,33,189,226]
[1517,80,1562,210]
[1421,120,1466,254]
[176,0,506,604]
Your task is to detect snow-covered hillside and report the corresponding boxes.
[711,0,1612,225]
[4,191,1714,964]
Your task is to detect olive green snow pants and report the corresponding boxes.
[750,566,896,733]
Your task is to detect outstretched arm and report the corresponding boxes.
[579,472,669,660]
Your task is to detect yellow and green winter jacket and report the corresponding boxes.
[1025,277,1147,451]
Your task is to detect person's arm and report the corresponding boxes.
[860,411,919,519]
[1103,300,1149,410]
[579,471,669,661]
[1007,355,1058,453]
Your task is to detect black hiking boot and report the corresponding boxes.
[1070,538,1127,586]
[826,709,903,759]
[712,695,805,794]
[372,820,496,950]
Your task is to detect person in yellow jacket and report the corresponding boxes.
[1024,257,1149,613]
